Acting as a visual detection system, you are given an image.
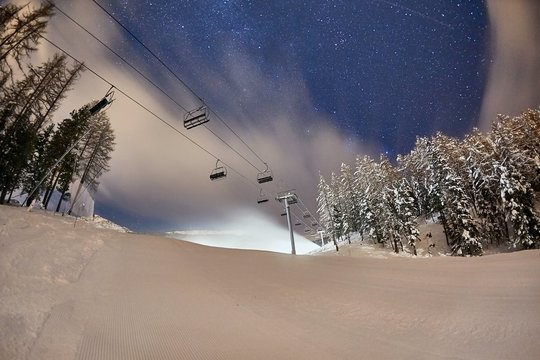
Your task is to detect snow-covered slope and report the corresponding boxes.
[1,205,539,359]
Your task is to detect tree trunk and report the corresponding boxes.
[0,187,8,204]
[56,186,68,213]
[44,171,60,209]
[440,212,450,247]
[42,172,55,207]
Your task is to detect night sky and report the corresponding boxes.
[23,0,539,246]
[103,0,489,158]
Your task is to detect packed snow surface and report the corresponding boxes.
[1,205,539,359]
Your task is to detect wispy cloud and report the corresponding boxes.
[479,0,540,129]
[24,0,376,234]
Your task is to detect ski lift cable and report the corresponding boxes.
[203,125,261,172]
[290,212,311,229]
[40,36,256,188]
[48,1,263,175]
[40,43,301,222]
[46,1,189,114]
[209,109,267,165]
[90,0,204,104]
[293,202,318,230]
[90,0,270,167]
[47,4,313,214]
[297,196,319,222]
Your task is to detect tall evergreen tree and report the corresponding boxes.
[68,109,115,214]
[0,2,54,86]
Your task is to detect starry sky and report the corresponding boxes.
[19,0,539,250]
[103,0,489,158]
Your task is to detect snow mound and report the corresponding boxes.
[87,214,130,233]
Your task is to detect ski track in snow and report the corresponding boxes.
[1,205,540,359]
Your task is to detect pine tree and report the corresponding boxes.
[317,175,333,234]
[389,178,420,255]
[0,2,54,86]
[68,109,115,214]
[20,123,54,205]
[0,55,83,203]
[491,111,540,249]
[430,134,483,255]
[41,106,92,209]
[340,162,361,236]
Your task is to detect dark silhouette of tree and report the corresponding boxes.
[0,2,54,86]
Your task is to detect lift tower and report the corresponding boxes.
[276,190,298,255]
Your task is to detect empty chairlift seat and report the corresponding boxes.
[303,212,311,219]
[184,106,209,129]
[209,159,227,181]
[257,189,269,204]
[257,163,273,184]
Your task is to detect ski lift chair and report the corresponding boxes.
[257,189,269,204]
[280,212,287,216]
[184,106,209,129]
[257,163,273,184]
[303,212,311,218]
[304,227,310,233]
[294,221,301,226]
[89,86,115,115]
[209,159,227,181]
[311,221,318,226]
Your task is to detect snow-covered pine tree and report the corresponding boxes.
[462,129,508,245]
[354,155,386,244]
[329,172,348,241]
[399,137,437,220]
[490,111,540,249]
[317,174,335,244]
[377,155,404,253]
[430,134,483,255]
[339,163,359,242]
[389,177,421,255]
[496,164,540,248]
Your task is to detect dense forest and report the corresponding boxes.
[317,109,540,256]
[0,2,114,212]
